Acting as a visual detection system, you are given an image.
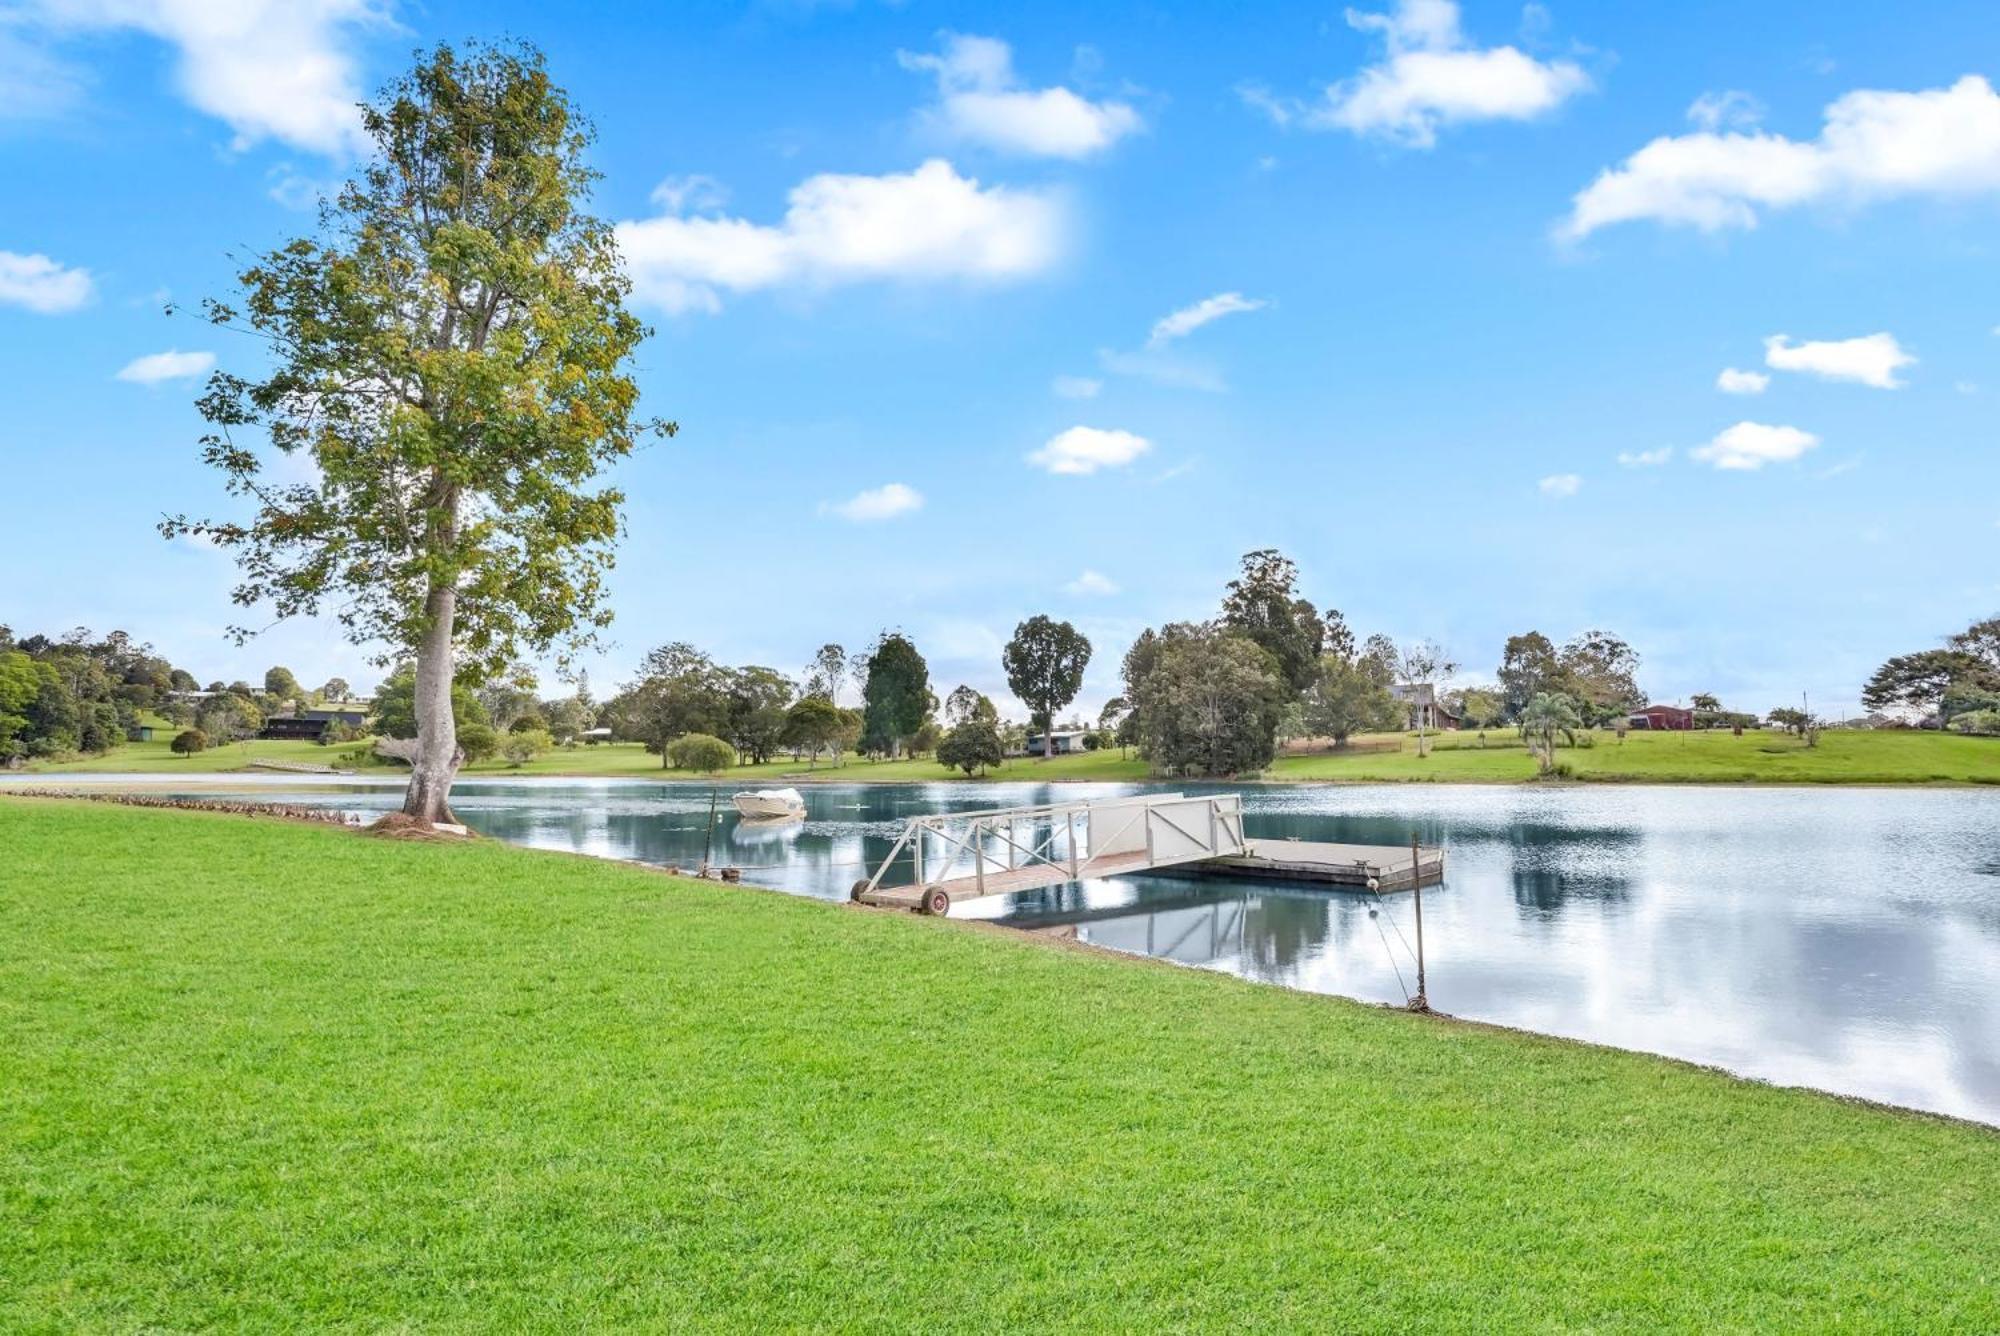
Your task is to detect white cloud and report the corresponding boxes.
[1064,569,1120,596]
[1051,374,1101,399]
[1716,367,1770,395]
[1304,0,1590,147]
[1147,291,1267,346]
[1562,75,2000,238]
[1691,421,1820,470]
[823,482,924,522]
[1538,472,1581,498]
[1687,90,1763,132]
[649,174,728,214]
[115,348,214,384]
[26,0,383,156]
[1616,447,1672,467]
[1763,332,1914,389]
[616,159,1066,314]
[0,249,92,312]
[1028,425,1152,476]
[898,33,1141,159]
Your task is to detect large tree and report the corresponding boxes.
[859,632,932,757]
[724,665,796,765]
[614,642,730,765]
[1220,548,1323,697]
[1558,629,1645,723]
[1131,622,1286,777]
[163,43,669,823]
[1497,631,1563,721]
[781,695,844,768]
[1002,615,1091,754]
[1306,634,1398,746]
[942,683,998,727]
[1862,649,1999,717]
[805,643,847,704]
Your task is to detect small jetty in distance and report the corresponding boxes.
[852,793,1442,916]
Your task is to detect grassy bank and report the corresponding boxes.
[3,799,1995,1328]
[29,725,1999,786]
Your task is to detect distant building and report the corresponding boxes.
[1025,730,1090,757]
[1389,684,1458,731]
[1627,704,1694,731]
[258,705,369,743]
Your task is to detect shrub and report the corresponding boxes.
[666,732,737,774]
[936,720,1003,776]
[502,727,553,767]
[170,728,208,756]
[457,722,500,763]
[1948,709,2000,736]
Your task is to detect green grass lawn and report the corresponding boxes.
[2,798,1995,1328]
[31,726,1997,787]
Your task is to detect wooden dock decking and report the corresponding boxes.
[1167,838,1444,892]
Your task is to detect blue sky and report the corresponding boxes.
[2,0,1996,718]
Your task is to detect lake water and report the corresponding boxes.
[22,775,2000,1124]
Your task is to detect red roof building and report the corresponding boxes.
[1627,704,1694,731]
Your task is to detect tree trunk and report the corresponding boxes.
[401,581,462,826]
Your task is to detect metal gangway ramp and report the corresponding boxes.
[852,792,1246,916]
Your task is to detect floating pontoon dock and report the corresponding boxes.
[852,793,1442,915]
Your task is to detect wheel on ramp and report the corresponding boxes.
[918,885,952,917]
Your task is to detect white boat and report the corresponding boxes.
[731,787,806,820]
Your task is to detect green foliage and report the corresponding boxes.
[477,672,544,733]
[723,665,795,765]
[1130,623,1286,777]
[1767,707,1810,736]
[456,722,500,764]
[1499,630,1643,724]
[371,668,488,739]
[780,696,844,767]
[1947,709,2000,736]
[1306,635,1398,745]
[1002,615,1092,742]
[263,666,303,702]
[1862,650,1993,715]
[859,633,931,757]
[1450,686,1505,729]
[613,643,730,755]
[1220,549,1324,697]
[910,720,942,756]
[196,694,263,747]
[501,728,554,767]
[936,719,1004,776]
[164,42,671,686]
[319,677,352,703]
[942,683,999,728]
[0,630,187,758]
[666,732,737,774]
[542,694,595,744]
[1519,692,1584,775]
[170,729,208,756]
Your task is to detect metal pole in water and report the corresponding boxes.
[701,785,719,876]
[1410,834,1428,1012]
